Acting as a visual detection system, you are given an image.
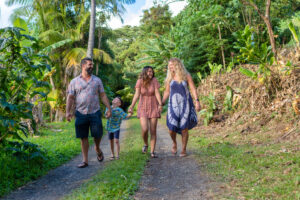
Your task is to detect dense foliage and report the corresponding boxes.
[0,27,50,145]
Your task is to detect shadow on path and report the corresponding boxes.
[134,122,213,200]
[2,122,128,200]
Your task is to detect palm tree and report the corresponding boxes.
[87,0,136,58]
[87,0,96,58]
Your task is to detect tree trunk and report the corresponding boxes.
[218,24,226,68]
[87,0,96,59]
[241,0,277,57]
[96,28,102,75]
[264,18,276,54]
[55,109,65,122]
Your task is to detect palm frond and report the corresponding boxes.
[9,5,34,22]
[63,48,86,69]
[93,48,113,64]
[39,39,72,54]
[5,0,33,6]
[39,30,65,47]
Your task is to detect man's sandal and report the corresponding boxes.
[142,145,148,154]
[77,162,88,168]
[97,150,104,162]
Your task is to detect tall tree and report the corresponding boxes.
[241,0,277,56]
[87,0,96,58]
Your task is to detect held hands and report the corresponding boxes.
[158,105,163,114]
[195,101,201,112]
[128,106,133,114]
[105,109,112,118]
[127,112,133,118]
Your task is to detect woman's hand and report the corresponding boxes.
[158,105,163,113]
[195,101,201,112]
[128,106,133,114]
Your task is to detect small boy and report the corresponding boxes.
[106,97,132,160]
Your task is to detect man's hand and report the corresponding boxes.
[66,113,73,122]
[105,109,112,118]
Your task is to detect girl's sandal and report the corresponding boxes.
[109,156,115,161]
[150,152,158,158]
[142,145,148,154]
[115,156,119,160]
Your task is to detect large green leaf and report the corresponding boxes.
[288,22,299,45]
[239,67,257,79]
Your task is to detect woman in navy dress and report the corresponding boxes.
[162,58,201,157]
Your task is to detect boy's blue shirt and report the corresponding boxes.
[106,106,127,132]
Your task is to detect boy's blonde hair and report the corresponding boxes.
[165,58,188,86]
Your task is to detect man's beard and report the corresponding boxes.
[86,68,93,75]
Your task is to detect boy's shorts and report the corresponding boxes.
[108,129,120,140]
[75,110,103,138]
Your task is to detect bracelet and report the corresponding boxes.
[195,99,199,101]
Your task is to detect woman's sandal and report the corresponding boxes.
[179,153,187,157]
[150,152,158,158]
[142,145,148,154]
[171,146,177,155]
[77,162,88,168]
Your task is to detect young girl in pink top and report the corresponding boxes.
[129,66,163,158]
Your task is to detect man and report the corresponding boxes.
[66,57,112,168]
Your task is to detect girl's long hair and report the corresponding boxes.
[139,66,155,87]
[165,58,188,86]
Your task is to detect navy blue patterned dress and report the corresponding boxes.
[167,80,198,134]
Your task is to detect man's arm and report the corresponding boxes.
[100,92,111,118]
[66,94,75,122]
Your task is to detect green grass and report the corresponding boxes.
[0,120,105,197]
[64,118,149,200]
[189,132,300,200]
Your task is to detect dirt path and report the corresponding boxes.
[2,122,128,200]
[134,123,213,200]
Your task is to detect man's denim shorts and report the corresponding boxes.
[75,110,103,138]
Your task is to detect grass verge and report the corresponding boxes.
[0,120,103,197]
[189,130,300,200]
[64,118,148,200]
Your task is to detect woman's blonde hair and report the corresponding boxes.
[165,58,188,86]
